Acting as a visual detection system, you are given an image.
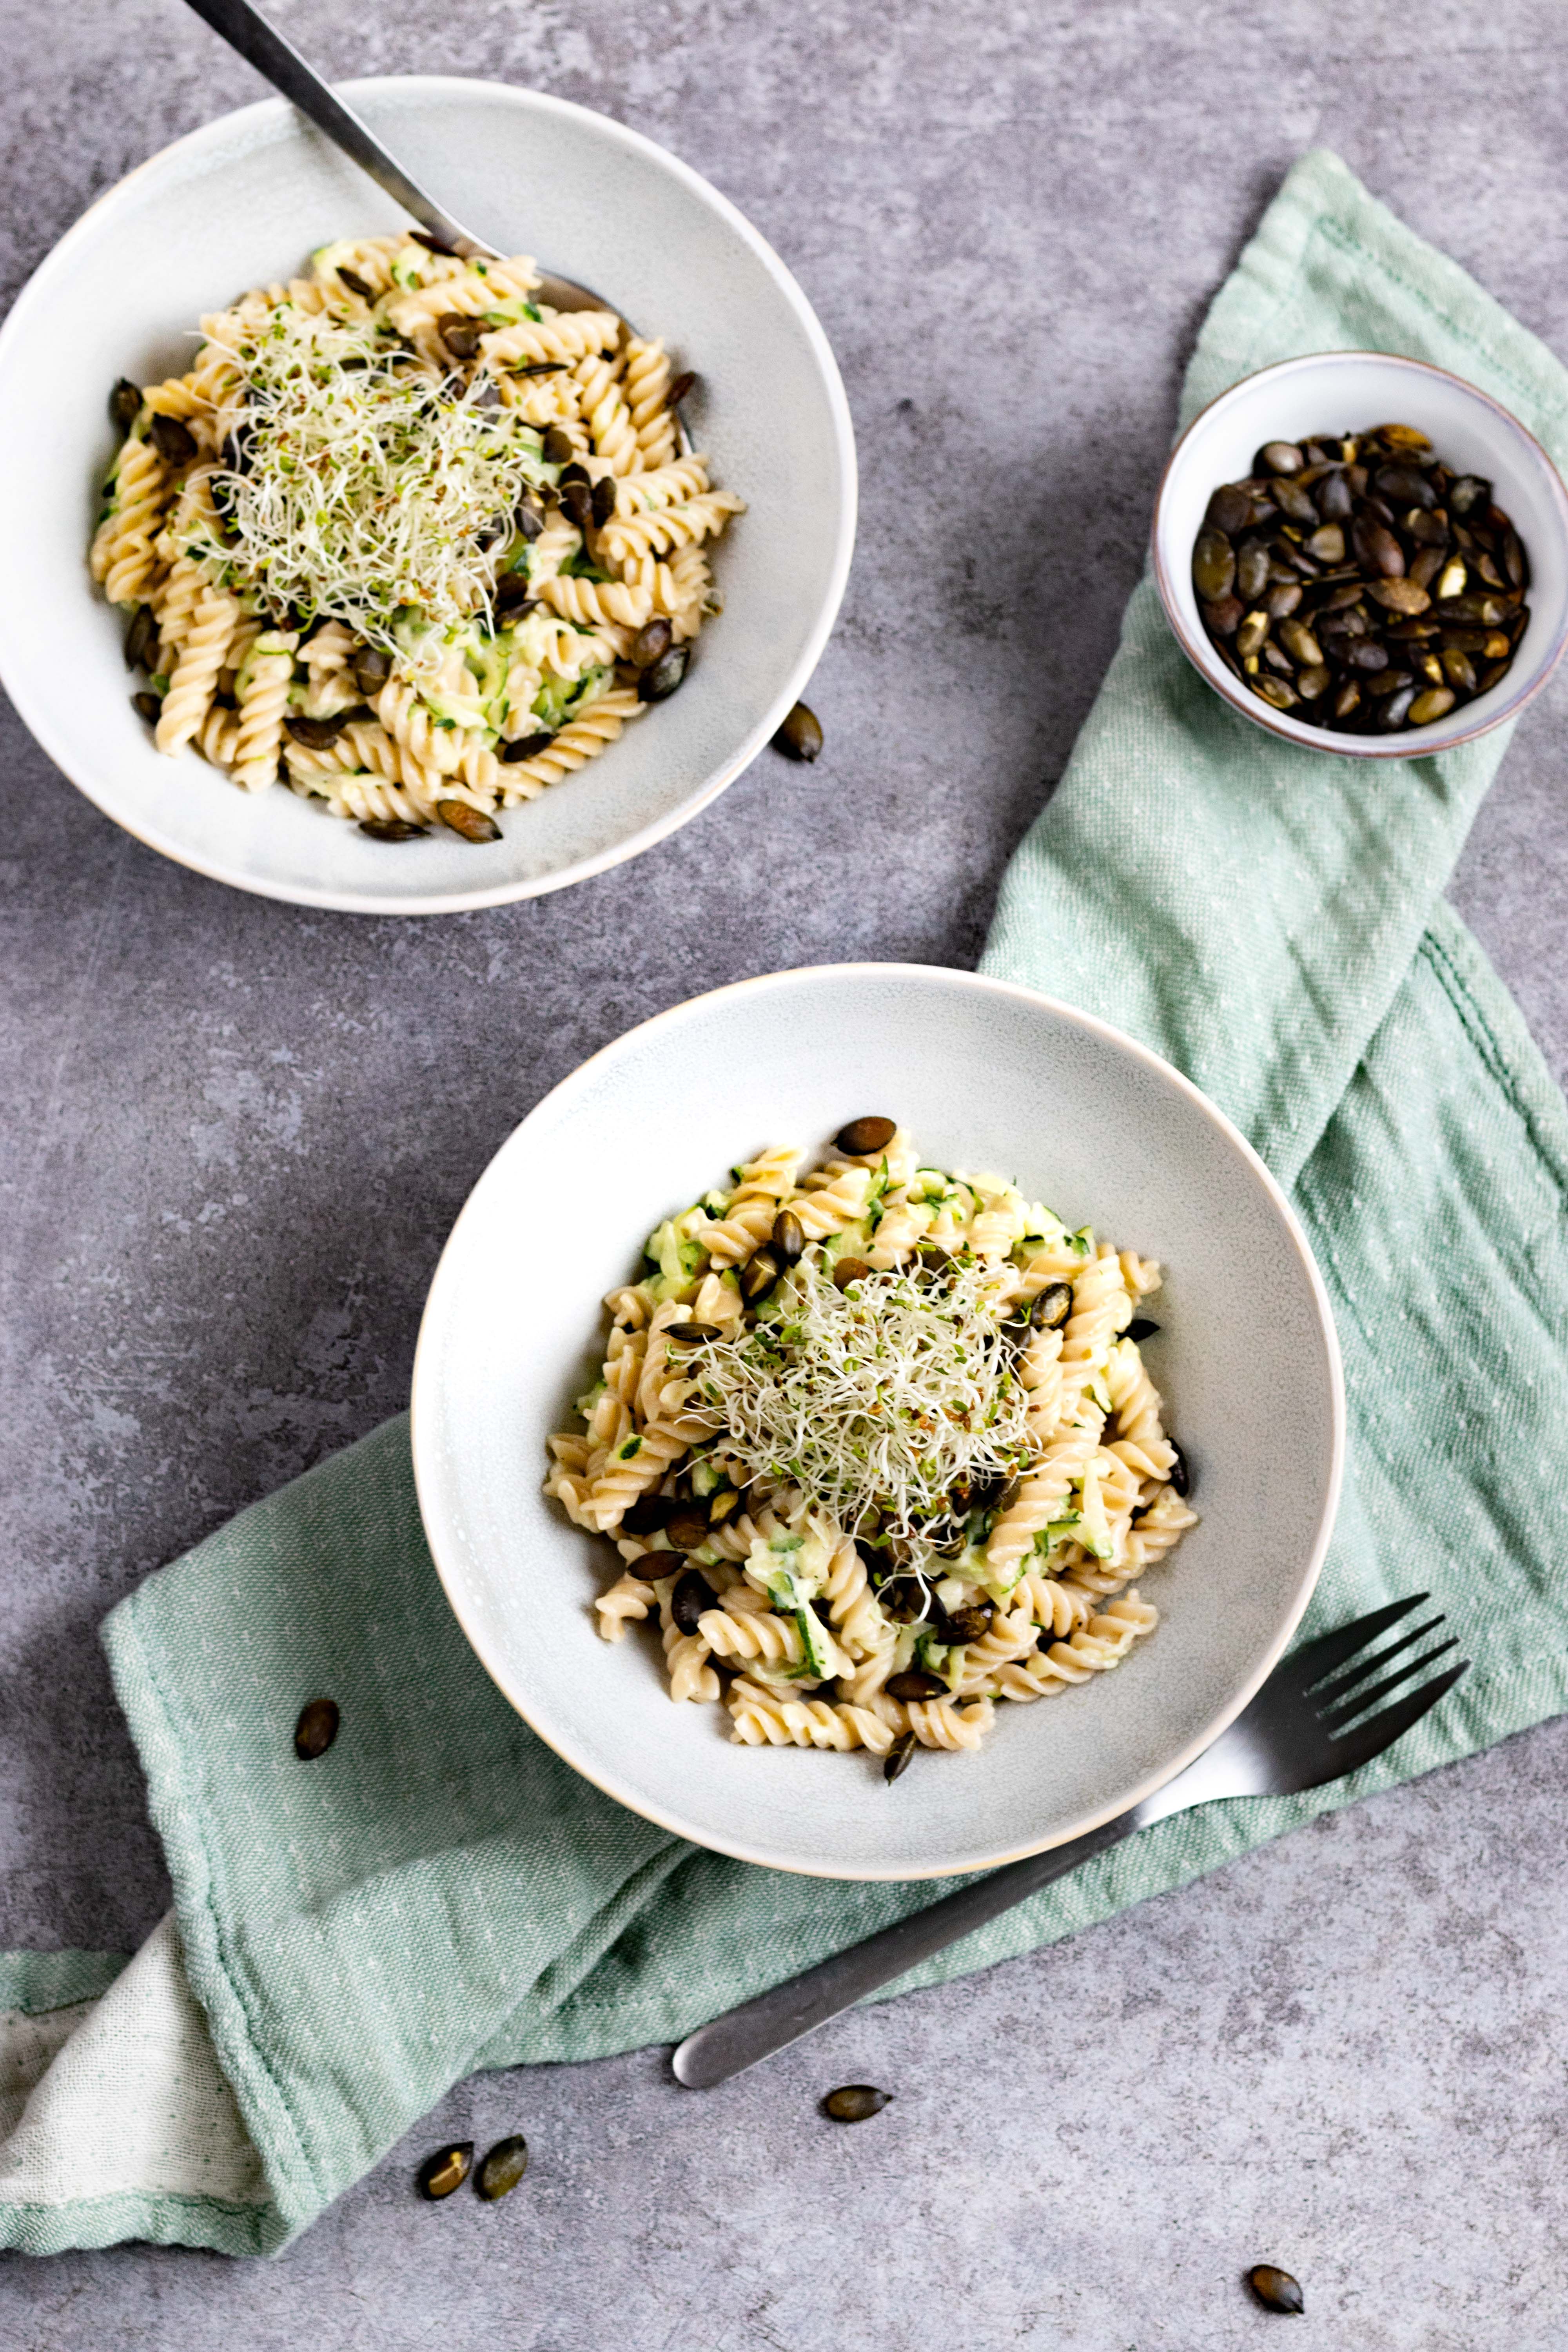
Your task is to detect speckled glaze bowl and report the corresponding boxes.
[1152,350,1568,757]
[412,964,1345,1880]
[0,78,855,914]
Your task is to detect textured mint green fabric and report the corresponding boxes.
[4,148,1568,2256]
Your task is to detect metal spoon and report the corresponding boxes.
[178,0,612,318]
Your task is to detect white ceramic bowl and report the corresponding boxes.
[0,79,855,914]
[412,964,1345,1880]
[1152,351,1568,757]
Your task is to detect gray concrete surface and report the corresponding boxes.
[3,0,1568,2343]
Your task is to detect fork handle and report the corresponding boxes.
[671,1809,1139,2089]
[179,0,487,255]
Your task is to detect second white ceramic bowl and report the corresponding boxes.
[1152,350,1568,757]
[412,964,1345,1880]
[0,79,855,913]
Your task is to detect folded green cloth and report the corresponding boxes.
[4,147,1566,2257]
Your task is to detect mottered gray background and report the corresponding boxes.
[3,1,1567,2345]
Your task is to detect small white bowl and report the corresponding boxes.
[411,964,1345,1880]
[0,79,855,915]
[1152,351,1568,757]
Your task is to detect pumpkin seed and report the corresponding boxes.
[667,370,697,408]
[1256,441,1304,476]
[148,412,197,467]
[886,1669,948,1702]
[671,1569,715,1635]
[773,700,825,762]
[110,377,142,429]
[124,604,157,672]
[1031,1281,1073,1330]
[1448,474,1491,516]
[1367,578,1430,616]
[474,2136,530,2201]
[1236,541,1272,603]
[1252,676,1297,710]
[1375,682,1416,729]
[501,730,554,762]
[131,690,162,725]
[1167,1443,1191,1498]
[740,1250,781,1303]
[1407,686,1456,724]
[833,1257,872,1291]
[822,2085,892,2122]
[1262,583,1301,621]
[664,1503,712,1552]
[835,1116,897,1155]
[417,2143,474,2200]
[436,312,483,360]
[436,800,502,843]
[1246,2265,1305,2315]
[883,1732,918,1784]
[940,1602,994,1643]
[1126,1318,1160,1340]
[294,1698,340,1759]
[1205,483,1252,536]
[639,646,690,702]
[771,1208,806,1261]
[1304,524,1344,565]
[359,818,428,840]
[1236,610,1269,659]
[628,617,673,668]
[285,712,350,749]
[1192,530,1236,603]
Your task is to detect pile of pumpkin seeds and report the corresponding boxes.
[1191,425,1530,734]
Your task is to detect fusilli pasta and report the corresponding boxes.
[551,1122,1197,1763]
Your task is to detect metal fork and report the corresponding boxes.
[672,1593,1466,2089]
[178,0,606,313]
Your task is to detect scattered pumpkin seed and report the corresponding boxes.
[771,1208,806,1261]
[417,2142,474,2200]
[124,604,157,673]
[739,1249,781,1303]
[1192,425,1530,734]
[886,1669,947,1702]
[639,645,690,702]
[474,2135,530,2201]
[1126,1317,1160,1340]
[667,370,697,408]
[1030,1282,1073,1330]
[1247,2264,1305,2315]
[628,617,673,669]
[1167,1441,1192,1498]
[147,412,197,467]
[835,1116,897,1155]
[131,690,162,725]
[293,1698,340,1759]
[664,1504,711,1553]
[670,1569,714,1635]
[110,377,142,430]
[436,800,503,843]
[833,1256,872,1291]
[773,700,824,762]
[359,818,428,840]
[822,2085,892,2122]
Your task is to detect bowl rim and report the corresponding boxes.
[409,960,1348,1880]
[1151,348,1568,760]
[0,75,858,916]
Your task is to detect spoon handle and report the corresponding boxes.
[178,0,494,256]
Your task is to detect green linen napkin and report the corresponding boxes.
[4,147,1567,2257]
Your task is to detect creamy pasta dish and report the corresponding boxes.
[545,1120,1196,1771]
[89,235,743,840]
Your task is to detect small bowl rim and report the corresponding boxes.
[0,76,857,915]
[1151,348,1568,759]
[410,960,1348,1881]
